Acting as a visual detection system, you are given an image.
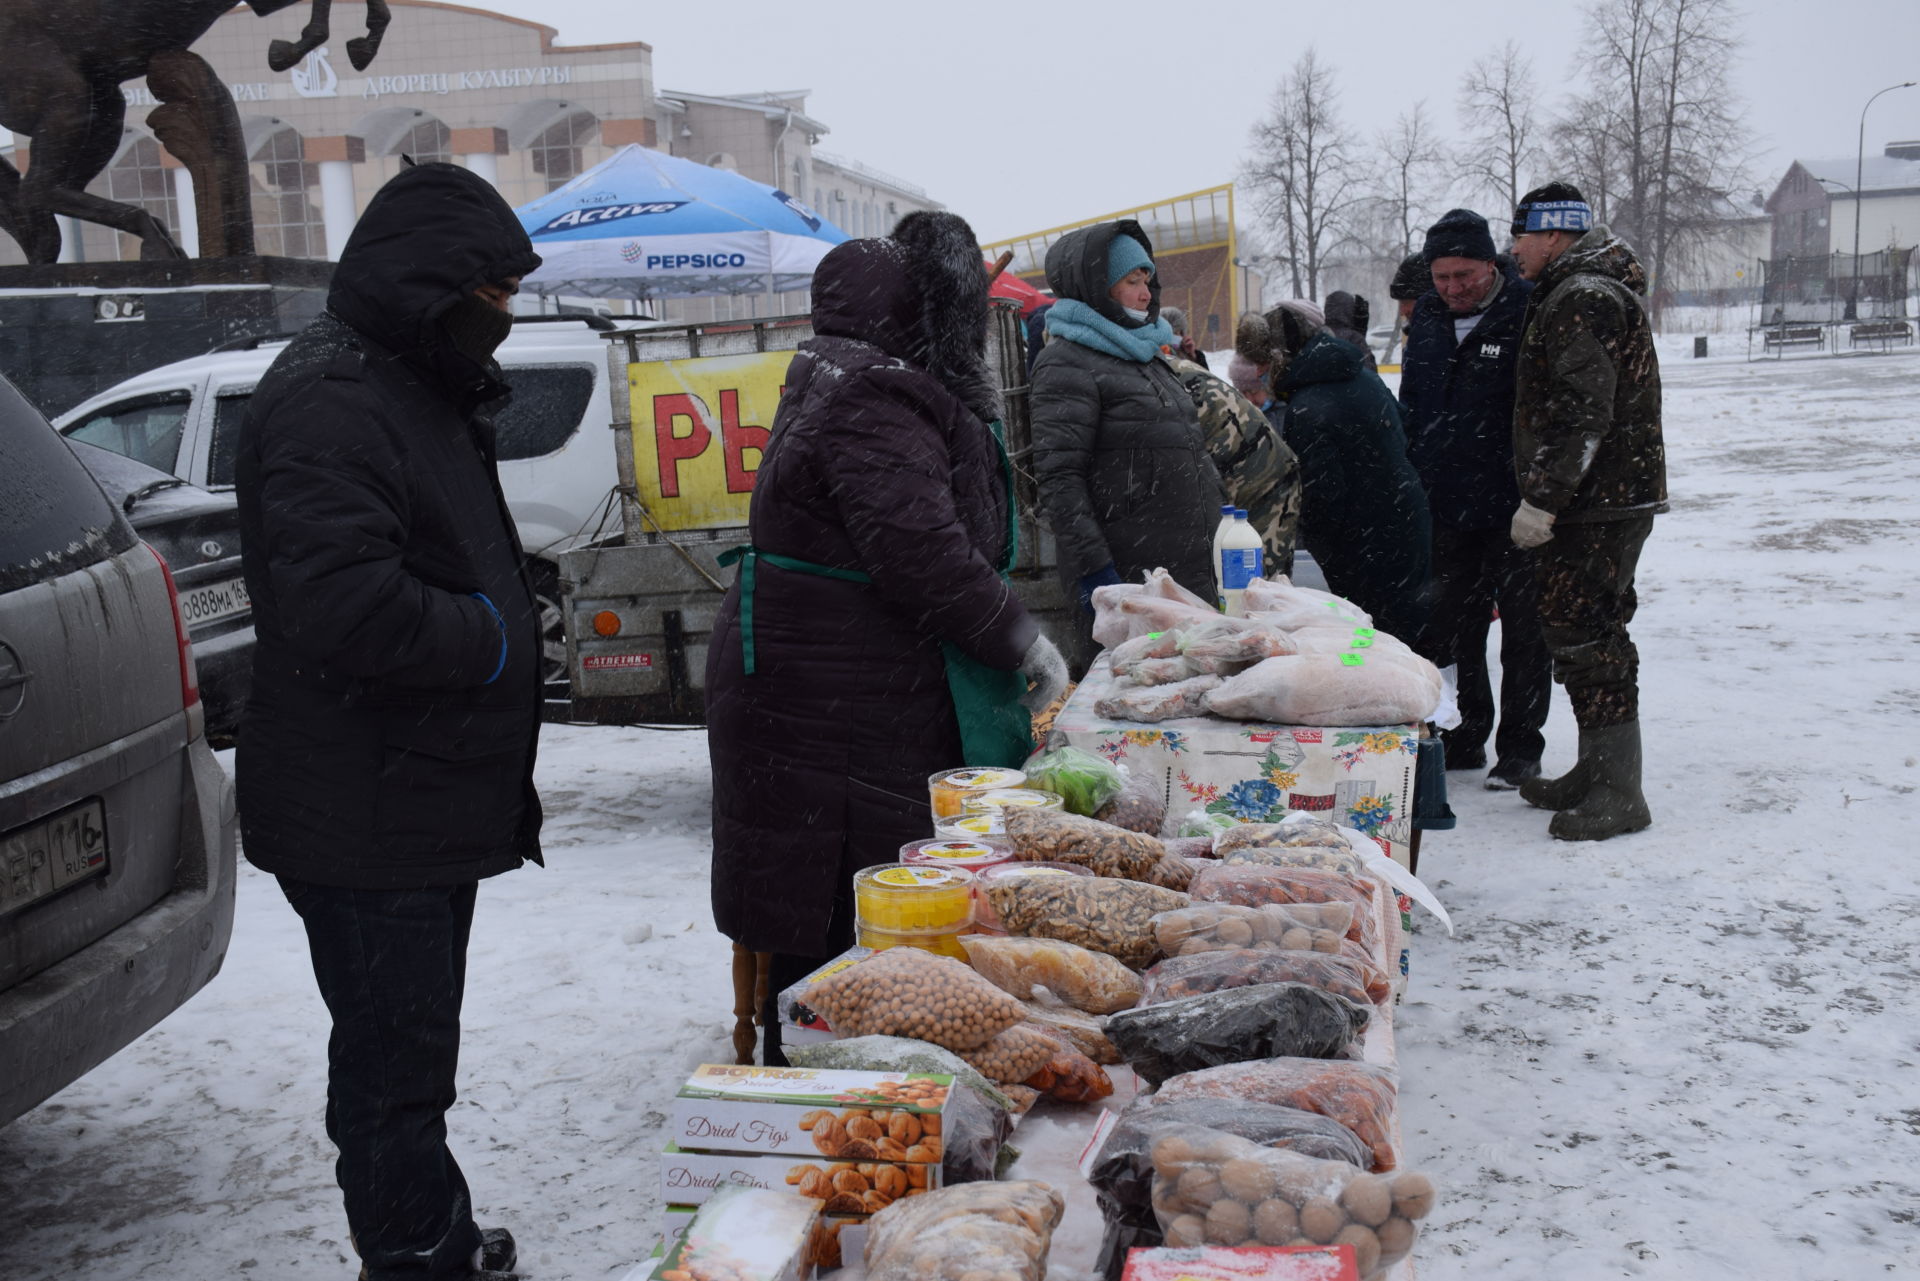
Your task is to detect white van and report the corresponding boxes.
[54,316,631,699]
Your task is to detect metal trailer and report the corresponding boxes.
[555,300,1069,725]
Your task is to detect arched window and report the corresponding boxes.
[250,126,326,259]
[100,134,180,261]
[530,111,600,192]
[395,116,451,164]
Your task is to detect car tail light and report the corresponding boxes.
[592,610,622,637]
[147,544,204,733]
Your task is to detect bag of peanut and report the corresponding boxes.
[800,946,1025,1052]
[959,934,1143,1014]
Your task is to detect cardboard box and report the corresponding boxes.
[1121,1244,1360,1281]
[672,1065,955,1163]
[647,1186,820,1281]
[660,1142,941,1213]
[663,1205,869,1274]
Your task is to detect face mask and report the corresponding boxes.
[1122,306,1151,323]
[441,293,514,363]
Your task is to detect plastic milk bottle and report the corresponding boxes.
[1216,508,1263,616]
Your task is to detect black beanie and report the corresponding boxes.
[1389,252,1432,300]
[1512,182,1591,235]
[1422,209,1497,264]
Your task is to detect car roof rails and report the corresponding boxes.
[208,331,299,353]
[511,313,617,331]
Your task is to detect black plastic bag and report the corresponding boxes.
[1087,1098,1373,1281]
[1105,981,1370,1086]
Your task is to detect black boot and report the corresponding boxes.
[1485,758,1542,791]
[1549,722,1651,840]
[1519,742,1594,810]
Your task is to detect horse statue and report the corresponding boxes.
[0,0,393,263]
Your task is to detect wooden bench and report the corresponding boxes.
[1762,325,1826,352]
[1849,320,1914,350]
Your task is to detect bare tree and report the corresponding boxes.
[1376,100,1449,255]
[1242,48,1362,299]
[1457,40,1545,214]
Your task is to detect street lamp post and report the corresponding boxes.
[1850,80,1917,320]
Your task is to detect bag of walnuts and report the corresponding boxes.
[982,875,1189,969]
[865,1179,1066,1281]
[800,946,1025,1052]
[1004,806,1165,879]
[1144,1123,1434,1280]
[960,934,1144,1015]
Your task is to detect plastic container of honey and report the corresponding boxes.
[899,838,1014,874]
[935,811,1006,839]
[855,921,972,960]
[928,767,1027,819]
[852,863,976,933]
[961,788,1063,819]
[971,861,1093,933]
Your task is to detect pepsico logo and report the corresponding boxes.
[620,241,644,263]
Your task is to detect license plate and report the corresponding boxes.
[178,575,251,628]
[0,799,109,919]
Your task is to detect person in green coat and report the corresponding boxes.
[1258,301,1432,644]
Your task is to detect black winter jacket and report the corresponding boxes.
[1030,221,1223,602]
[706,229,1038,956]
[235,163,544,888]
[1398,271,1535,530]
[1272,333,1432,642]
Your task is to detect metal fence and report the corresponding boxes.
[1757,248,1914,324]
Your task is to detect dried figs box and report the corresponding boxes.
[671,1064,956,1162]
[659,1142,942,1211]
[1122,1243,1360,1281]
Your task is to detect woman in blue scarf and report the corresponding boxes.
[1029,220,1224,662]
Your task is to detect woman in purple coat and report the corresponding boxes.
[705,212,1067,1062]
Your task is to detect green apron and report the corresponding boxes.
[718,420,1031,768]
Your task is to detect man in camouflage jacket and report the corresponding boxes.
[1162,352,1301,579]
[1508,181,1667,841]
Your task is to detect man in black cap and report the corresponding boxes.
[1506,181,1666,841]
[1399,208,1549,790]
[236,161,542,1279]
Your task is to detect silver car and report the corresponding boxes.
[0,370,238,1127]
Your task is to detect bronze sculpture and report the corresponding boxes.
[0,0,393,263]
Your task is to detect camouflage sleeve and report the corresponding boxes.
[1029,353,1115,574]
[1264,437,1301,577]
[1520,283,1628,513]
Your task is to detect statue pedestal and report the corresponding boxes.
[0,256,332,416]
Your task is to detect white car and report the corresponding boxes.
[55,316,631,700]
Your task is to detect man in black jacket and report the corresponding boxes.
[235,163,542,1281]
[1400,208,1550,790]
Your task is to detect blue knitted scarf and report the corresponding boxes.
[1044,298,1175,363]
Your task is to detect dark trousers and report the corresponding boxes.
[280,877,483,1280]
[1533,516,1653,730]
[1421,523,1551,764]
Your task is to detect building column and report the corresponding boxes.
[450,127,509,189]
[304,135,366,261]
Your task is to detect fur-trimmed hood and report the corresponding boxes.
[809,212,1000,421]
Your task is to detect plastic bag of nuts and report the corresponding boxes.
[1151,902,1353,956]
[1188,864,1382,958]
[801,946,1025,1052]
[982,876,1190,970]
[960,935,1143,1015]
[1138,948,1382,1008]
[1144,1123,1434,1279]
[1021,1023,1114,1102]
[1091,768,1169,836]
[1153,1058,1401,1173]
[1018,999,1120,1065]
[865,1179,1066,1281]
[1004,807,1165,880]
[958,1023,1059,1085]
[1105,982,1370,1085]
[1218,841,1367,879]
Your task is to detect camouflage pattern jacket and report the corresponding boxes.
[1161,353,1301,575]
[1513,227,1668,523]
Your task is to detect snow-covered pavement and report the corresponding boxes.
[3,346,1917,1280]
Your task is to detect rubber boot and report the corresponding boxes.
[1549,722,1651,841]
[1519,749,1593,811]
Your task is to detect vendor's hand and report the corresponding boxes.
[1017,634,1069,713]
[1510,501,1557,549]
[1077,563,1123,612]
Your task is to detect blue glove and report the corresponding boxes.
[1077,563,1124,612]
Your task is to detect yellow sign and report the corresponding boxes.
[626,350,791,531]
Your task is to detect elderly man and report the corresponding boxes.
[236,162,543,1279]
[1507,182,1667,841]
[1399,208,1549,790]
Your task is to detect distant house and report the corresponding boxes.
[1766,143,1920,259]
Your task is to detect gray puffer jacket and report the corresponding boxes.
[1030,220,1223,604]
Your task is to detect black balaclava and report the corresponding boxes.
[441,292,514,364]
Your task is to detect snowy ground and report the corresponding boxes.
[4,343,1919,1280]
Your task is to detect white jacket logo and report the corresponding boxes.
[1479,342,1503,358]
[291,48,338,99]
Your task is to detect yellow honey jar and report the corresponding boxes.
[935,812,1006,839]
[855,922,972,960]
[960,787,1064,818]
[927,767,1027,819]
[852,863,976,933]
[900,838,1013,874]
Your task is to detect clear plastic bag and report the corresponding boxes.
[1215,815,1353,852]
[1139,853,1196,893]
[1143,1123,1433,1277]
[1125,655,1205,686]
[1018,999,1120,1065]
[1105,982,1370,1086]
[802,945,1026,1051]
[1218,843,1368,878]
[1110,628,1184,675]
[864,1180,1067,1281]
[1176,810,1241,839]
[1188,864,1381,958]
[1152,1059,1402,1172]
[982,875,1189,969]
[1178,619,1298,674]
[959,934,1144,1015]
[1092,768,1168,836]
[1004,806,1165,880]
[959,1023,1060,1084]
[1091,583,1148,649]
[1138,948,1381,1008]
[1095,673,1222,723]
[1203,652,1442,727]
[1021,745,1125,817]
[1241,577,1372,629]
[1021,1023,1114,1102]
[1160,835,1216,860]
[1151,902,1352,958]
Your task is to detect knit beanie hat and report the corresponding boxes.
[1422,209,1497,263]
[1226,351,1267,401]
[1389,253,1432,301]
[1512,182,1592,235]
[1106,231,1155,287]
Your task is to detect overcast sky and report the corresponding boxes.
[478,0,1920,242]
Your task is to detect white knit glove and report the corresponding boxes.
[1511,501,1557,549]
[1017,634,1069,712]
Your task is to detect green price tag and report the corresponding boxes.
[1339,653,1367,667]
